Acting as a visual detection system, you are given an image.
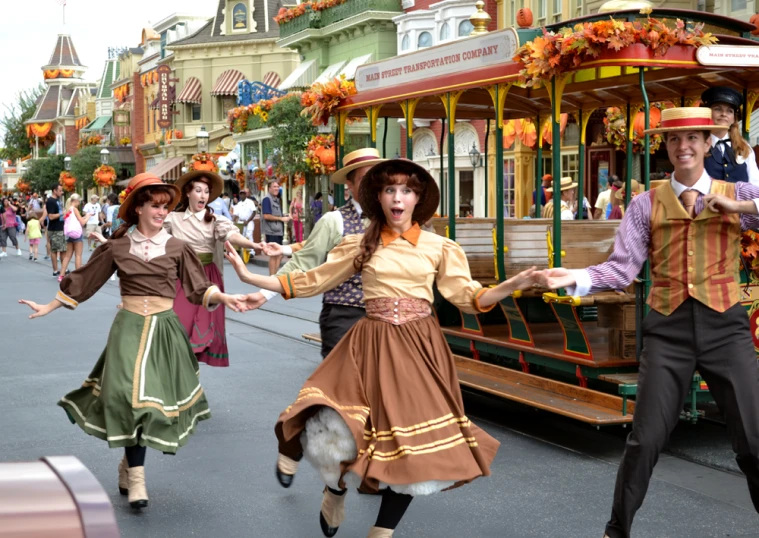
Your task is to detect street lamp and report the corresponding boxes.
[197,126,209,153]
[100,148,110,165]
[469,142,482,169]
[181,166,188,174]
[63,155,72,171]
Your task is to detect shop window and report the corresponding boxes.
[538,0,547,22]
[458,20,473,37]
[503,158,516,218]
[575,0,583,16]
[732,0,747,9]
[418,31,432,48]
[509,0,516,26]
[401,34,410,51]
[191,104,201,121]
[439,23,450,42]
[562,153,579,184]
[553,0,563,22]
[219,96,236,121]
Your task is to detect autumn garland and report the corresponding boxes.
[301,76,357,126]
[603,104,668,154]
[306,134,337,175]
[227,97,281,133]
[513,12,717,86]
[273,0,347,24]
[742,231,759,279]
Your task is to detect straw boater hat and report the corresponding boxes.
[118,173,180,220]
[615,179,645,200]
[330,148,386,184]
[644,107,723,135]
[545,177,578,193]
[175,169,224,203]
[358,159,440,224]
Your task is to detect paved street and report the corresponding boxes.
[2,240,759,537]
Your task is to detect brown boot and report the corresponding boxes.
[367,527,394,538]
[127,466,148,509]
[118,456,128,495]
[319,487,346,537]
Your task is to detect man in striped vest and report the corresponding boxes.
[537,107,759,538]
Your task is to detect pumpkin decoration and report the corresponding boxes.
[516,8,533,28]
[319,147,336,167]
[174,130,184,140]
[15,180,30,194]
[191,152,219,173]
[93,165,117,188]
[751,13,759,36]
[59,171,77,193]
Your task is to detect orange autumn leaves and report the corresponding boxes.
[301,76,357,126]
[513,14,717,86]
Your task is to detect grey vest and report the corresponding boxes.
[262,194,283,236]
[322,202,365,308]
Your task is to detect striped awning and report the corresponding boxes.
[149,96,160,110]
[176,77,202,104]
[262,71,281,88]
[211,69,245,96]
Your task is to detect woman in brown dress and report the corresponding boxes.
[225,160,537,537]
[19,174,247,511]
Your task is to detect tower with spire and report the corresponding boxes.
[26,34,94,158]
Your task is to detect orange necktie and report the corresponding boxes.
[680,190,698,218]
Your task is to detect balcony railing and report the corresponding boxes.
[278,0,402,39]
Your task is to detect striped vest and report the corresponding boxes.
[647,180,741,316]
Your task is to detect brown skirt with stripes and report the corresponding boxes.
[275,314,499,495]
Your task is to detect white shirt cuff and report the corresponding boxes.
[281,245,293,256]
[260,289,278,301]
[565,269,592,297]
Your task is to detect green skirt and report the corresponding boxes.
[58,308,211,454]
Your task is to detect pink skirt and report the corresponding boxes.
[173,261,229,367]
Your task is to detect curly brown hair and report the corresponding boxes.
[111,185,176,239]
[353,169,427,272]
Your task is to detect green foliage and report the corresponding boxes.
[23,155,65,193]
[0,86,44,161]
[267,95,316,178]
[70,146,103,190]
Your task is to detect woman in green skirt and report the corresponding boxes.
[19,173,247,510]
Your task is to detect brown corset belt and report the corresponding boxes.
[364,298,431,325]
[121,296,174,317]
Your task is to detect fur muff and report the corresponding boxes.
[382,480,456,497]
[301,407,358,489]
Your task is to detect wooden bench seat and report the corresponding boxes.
[430,218,497,286]
[455,355,634,425]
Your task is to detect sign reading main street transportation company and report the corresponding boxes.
[696,45,759,67]
[356,28,519,92]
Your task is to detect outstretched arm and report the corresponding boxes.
[476,268,538,307]
[19,298,64,319]
[225,241,284,293]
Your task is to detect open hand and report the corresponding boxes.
[504,266,538,291]
[262,242,283,257]
[19,299,51,319]
[224,241,247,273]
[534,268,576,290]
[89,231,107,244]
[703,193,740,214]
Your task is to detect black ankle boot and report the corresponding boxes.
[275,465,294,488]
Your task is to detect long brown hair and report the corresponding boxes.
[111,185,176,239]
[353,171,426,272]
[176,177,216,223]
[728,122,752,160]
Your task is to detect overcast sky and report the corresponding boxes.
[1,0,215,118]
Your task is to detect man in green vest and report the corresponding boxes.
[536,107,759,538]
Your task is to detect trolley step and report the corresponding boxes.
[454,355,634,426]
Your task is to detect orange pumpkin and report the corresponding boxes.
[174,130,183,140]
[319,147,336,167]
[517,8,533,28]
[751,13,759,36]
[632,107,662,137]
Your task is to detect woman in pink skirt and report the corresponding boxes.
[164,170,263,366]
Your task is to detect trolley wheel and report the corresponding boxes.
[242,248,251,264]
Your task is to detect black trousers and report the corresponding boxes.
[606,299,759,538]
[318,303,366,359]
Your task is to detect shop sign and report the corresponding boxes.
[113,109,130,126]
[696,45,759,67]
[157,64,172,129]
[356,28,519,92]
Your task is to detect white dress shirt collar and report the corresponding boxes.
[130,227,170,245]
[670,170,712,197]
[351,197,362,216]
[183,209,206,221]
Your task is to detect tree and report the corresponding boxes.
[70,146,103,190]
[268,95,316,178]
[23,154,65,193]
[0,86,44,161]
